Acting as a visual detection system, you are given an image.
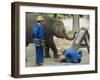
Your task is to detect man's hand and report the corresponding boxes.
[41,40,46,48]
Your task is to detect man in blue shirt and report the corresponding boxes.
[60,48,82,63]
[64,48,82,63]
[32,16,46,66]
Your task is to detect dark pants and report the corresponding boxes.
[36,46,44,64]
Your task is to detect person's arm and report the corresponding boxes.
[32,24,39,38]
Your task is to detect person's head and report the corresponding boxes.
[36,16,46,25]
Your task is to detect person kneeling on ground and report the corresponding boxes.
[59,48,82,63]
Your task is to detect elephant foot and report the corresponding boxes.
[60,59,66,63]
[44,55,51,58]
[53,53,58,58]
[54,55,58,58]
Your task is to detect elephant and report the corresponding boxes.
[26,12,76,58]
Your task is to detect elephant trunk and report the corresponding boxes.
[65,32,77,40]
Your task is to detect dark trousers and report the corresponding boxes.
[36,46,44,64]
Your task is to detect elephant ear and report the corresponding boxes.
[51,20,60,32]
[51,19,64,35]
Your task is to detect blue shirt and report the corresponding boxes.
[32,22,45,46]
[64,48,82,63]
[32,22,45,39]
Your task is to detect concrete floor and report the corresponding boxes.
[25,37,89,67]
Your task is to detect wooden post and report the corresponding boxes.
[73,15,79,31]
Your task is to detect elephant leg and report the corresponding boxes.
[26,41,29,47]
[50,41,58,58]
[44,47,51,58]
